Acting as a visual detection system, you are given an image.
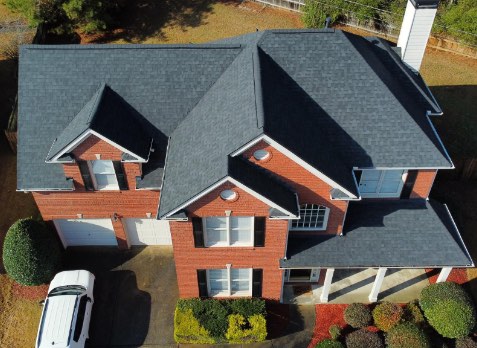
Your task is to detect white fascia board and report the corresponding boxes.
[163,177,299,219]
[444,204,475,267]
[17,188,75,192]
[353,166,453,170]
[47,129,148,163]
[231,134,358,199]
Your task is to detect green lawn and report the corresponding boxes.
[1,0,477,346]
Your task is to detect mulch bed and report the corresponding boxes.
[12,282,49,301]
[425,268,468,285]
[308,304,348,348]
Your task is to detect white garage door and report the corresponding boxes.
[125,219,172,245]
[54,219,117,247]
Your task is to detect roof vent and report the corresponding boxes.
[324,17,332,28]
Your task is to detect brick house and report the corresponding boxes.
[17,1,473,303]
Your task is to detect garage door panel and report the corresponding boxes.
[55,219,117,246]
[125,219,171,245]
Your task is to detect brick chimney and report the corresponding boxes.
[397,0,440,71]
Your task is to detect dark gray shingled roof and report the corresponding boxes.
[18,43,242,190]
[46,84,151,162]
[19,29,451,216]
[281,199,473,268]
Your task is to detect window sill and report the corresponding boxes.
[205,245,256,249]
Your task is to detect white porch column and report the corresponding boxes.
[368,267,387,303]
[320,268,335,303]
[437,267,453,283]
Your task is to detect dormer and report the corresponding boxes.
[45,84,153,191]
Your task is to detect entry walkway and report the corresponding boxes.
[283,268,429,304]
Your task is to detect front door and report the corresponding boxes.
[359,169,407,198]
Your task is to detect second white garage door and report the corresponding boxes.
[54,219,117,247]
[125,218,172,245]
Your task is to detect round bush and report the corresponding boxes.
[456,337,477,348]
[344,303,372,328]
[385,322,430,348]
[419,282,476,338]
[315,339,344,348]
[3,218,62,285]
[372,302,403,332]
[345,329,383,348]
[328,324,341,340]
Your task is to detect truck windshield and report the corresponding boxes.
[48,285,86,296]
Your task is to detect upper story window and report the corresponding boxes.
[358,169,406,198]
[77,160,128,191]
[291,204,329,231]
[203,216,254,247]
[92,160,118,190]
[253,149,270,161]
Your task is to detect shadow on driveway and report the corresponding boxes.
[63,246,178,347]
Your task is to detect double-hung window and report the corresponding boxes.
[291,204,330,231]
[91,160,119,190]
[207,268,252,297]
[204,216,254,247]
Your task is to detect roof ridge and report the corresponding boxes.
[21,44,242,50]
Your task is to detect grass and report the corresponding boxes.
[1,0,477,346]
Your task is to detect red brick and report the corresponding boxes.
[410,170,437,199]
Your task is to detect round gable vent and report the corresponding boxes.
[253,149,270,161]
[220,189,237,201]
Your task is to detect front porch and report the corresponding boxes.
[283,268,433,304]
[280,200,473,304]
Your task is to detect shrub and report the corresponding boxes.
[3,218,62,286]
[372,302,403,332]
[344,303,372,328]
[225,298,266,317]
[329,324,341,340]
[174,308,214,344]
[345,329,384,348]
[175,298,267,343]
[404,300,426,328]
[225,314,267,343]
[456,337,477,348]
[315,339,345,348]
[385,322,430,348]
[420,282,476,338]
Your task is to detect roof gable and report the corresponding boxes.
[46,84,151,162]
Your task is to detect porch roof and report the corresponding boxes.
[280,199,473,268]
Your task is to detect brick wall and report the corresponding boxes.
[242,140,348,235]
[170,182,288,300]
[34,135,158,249]
[410,170,437,199]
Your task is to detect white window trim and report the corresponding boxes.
[359,169,408,198]
[88,160,119,191]
[206,268,253,297]
[290,205,330,231]
[203,216,254,247]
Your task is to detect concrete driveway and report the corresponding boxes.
[64,246,178,347]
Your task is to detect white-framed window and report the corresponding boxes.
[207,268,252,297]
[358,169,407,198]
[90,160,119,190]
[204,216,254,247]
[291,204,329,231]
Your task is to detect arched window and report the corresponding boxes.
[291,204,330,231]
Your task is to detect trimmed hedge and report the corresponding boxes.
[372,302,403,332]
[419,282,476,338]
[2,218,62,285]
[344,303,372,328]
[345,329,384,348]
[174,298,267,344]
[385,322,430,348]
[315,339,345,348]
[225,314,267,343]
[456,337,477,348]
